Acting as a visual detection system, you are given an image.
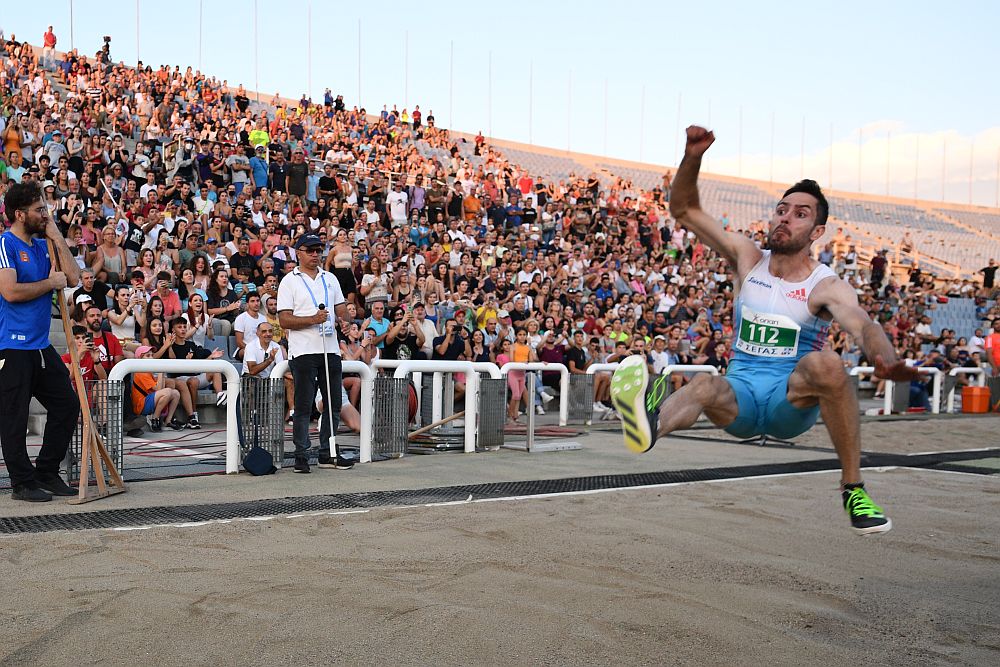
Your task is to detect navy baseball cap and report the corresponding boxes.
[293,234,324,249]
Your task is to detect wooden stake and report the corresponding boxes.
[408,410,465,440]
[47,240,126,503]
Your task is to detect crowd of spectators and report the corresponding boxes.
[1,29,998,429]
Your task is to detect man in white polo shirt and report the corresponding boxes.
[242,319,294,423]
[277,233,352,473]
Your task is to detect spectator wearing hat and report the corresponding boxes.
[277,233,351,473]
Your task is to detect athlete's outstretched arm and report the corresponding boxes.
[669,126,760,276]
[815,277,918,382]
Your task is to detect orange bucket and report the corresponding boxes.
[961,386,991,414]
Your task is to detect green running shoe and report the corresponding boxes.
[610,355,668,453]
[843,485,892,535]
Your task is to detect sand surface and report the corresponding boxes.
[0,467,997,666]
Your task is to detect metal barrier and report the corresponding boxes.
[393,361,480,453]
[109,359,242,473]
[585,363,619,426]
[945,367,987,413]
[499,362,569,425]
[270,360,374,463]
[567,374,595,423]
[371,376,409,457]
[477,373,506,450]
[239,377,285,469]
[68,380,124,486]
[850,365,944,414]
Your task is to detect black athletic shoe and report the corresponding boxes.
[167,419,186,431]
[843,485,892,535]
[187,416,201,430]
[36,474,77,497]
[293,458,311,474]
[11,485,52,502]
[334,456,355,470]
[150,418,162,432]
[610,355,669,453]
[316,454,338,469]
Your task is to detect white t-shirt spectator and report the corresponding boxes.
[234,311,268,351]
[387,190,408,223]
[242,337,286,377]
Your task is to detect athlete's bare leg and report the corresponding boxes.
[655,372,739,437]
[786,350,861,486]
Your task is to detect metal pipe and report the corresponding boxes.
[393,361,479,453]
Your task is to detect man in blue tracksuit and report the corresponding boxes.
[0,181,82,501]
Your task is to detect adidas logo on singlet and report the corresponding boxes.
[786,287,808,301]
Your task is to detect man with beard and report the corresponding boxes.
[611,126,918,536]
[0,181,82,501]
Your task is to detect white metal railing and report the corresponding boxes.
[500,362,569,426]
[270,360,374,464]
[850,365,943,414]
[108,359,242,474]
[393,361,480,453]
[946,367,988,413]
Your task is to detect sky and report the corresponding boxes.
[3,1,999,207]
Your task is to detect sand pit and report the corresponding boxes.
[0,466,997,666]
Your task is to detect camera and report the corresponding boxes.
[103,36,111,43]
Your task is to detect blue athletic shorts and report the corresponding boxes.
[722,360,819,440]
[142,392,157,416]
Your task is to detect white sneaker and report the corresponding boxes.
[540,390,555,405]
[535,405,545,415]
[592,401,609,413]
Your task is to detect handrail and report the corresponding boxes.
[271,360,374,463]
[393,360,480,453]
[945,367,988,413]
[108,359,242,474]
[500,362,569,426]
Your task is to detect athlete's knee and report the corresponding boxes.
[797,351,848,389]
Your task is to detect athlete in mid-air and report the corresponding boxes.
[611,125,919,535]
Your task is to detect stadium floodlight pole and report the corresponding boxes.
[886,130,891,196]
[673,93,681,166]
[769,111,774,185]
[941,138,947,202]
[135,0,141,64]
[800,116,806,177]
[357,19,361,105]
[568,69,573,154]
[857,127,862,193]
[253,0,259,102]
[198,0,203,71]
[449,40,454,129]
[529,60,533,145]
[603,78,608,156]
[829,122,833,189]
[638,84,645,162]
[737,105,743,178]
[488,51,492,138]
[307,3,312,96]
[969,139,975,205]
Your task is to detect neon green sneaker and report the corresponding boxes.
[842,485,892,535]
[610,355,668,453]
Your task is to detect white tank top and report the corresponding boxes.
[732,251,835,368]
